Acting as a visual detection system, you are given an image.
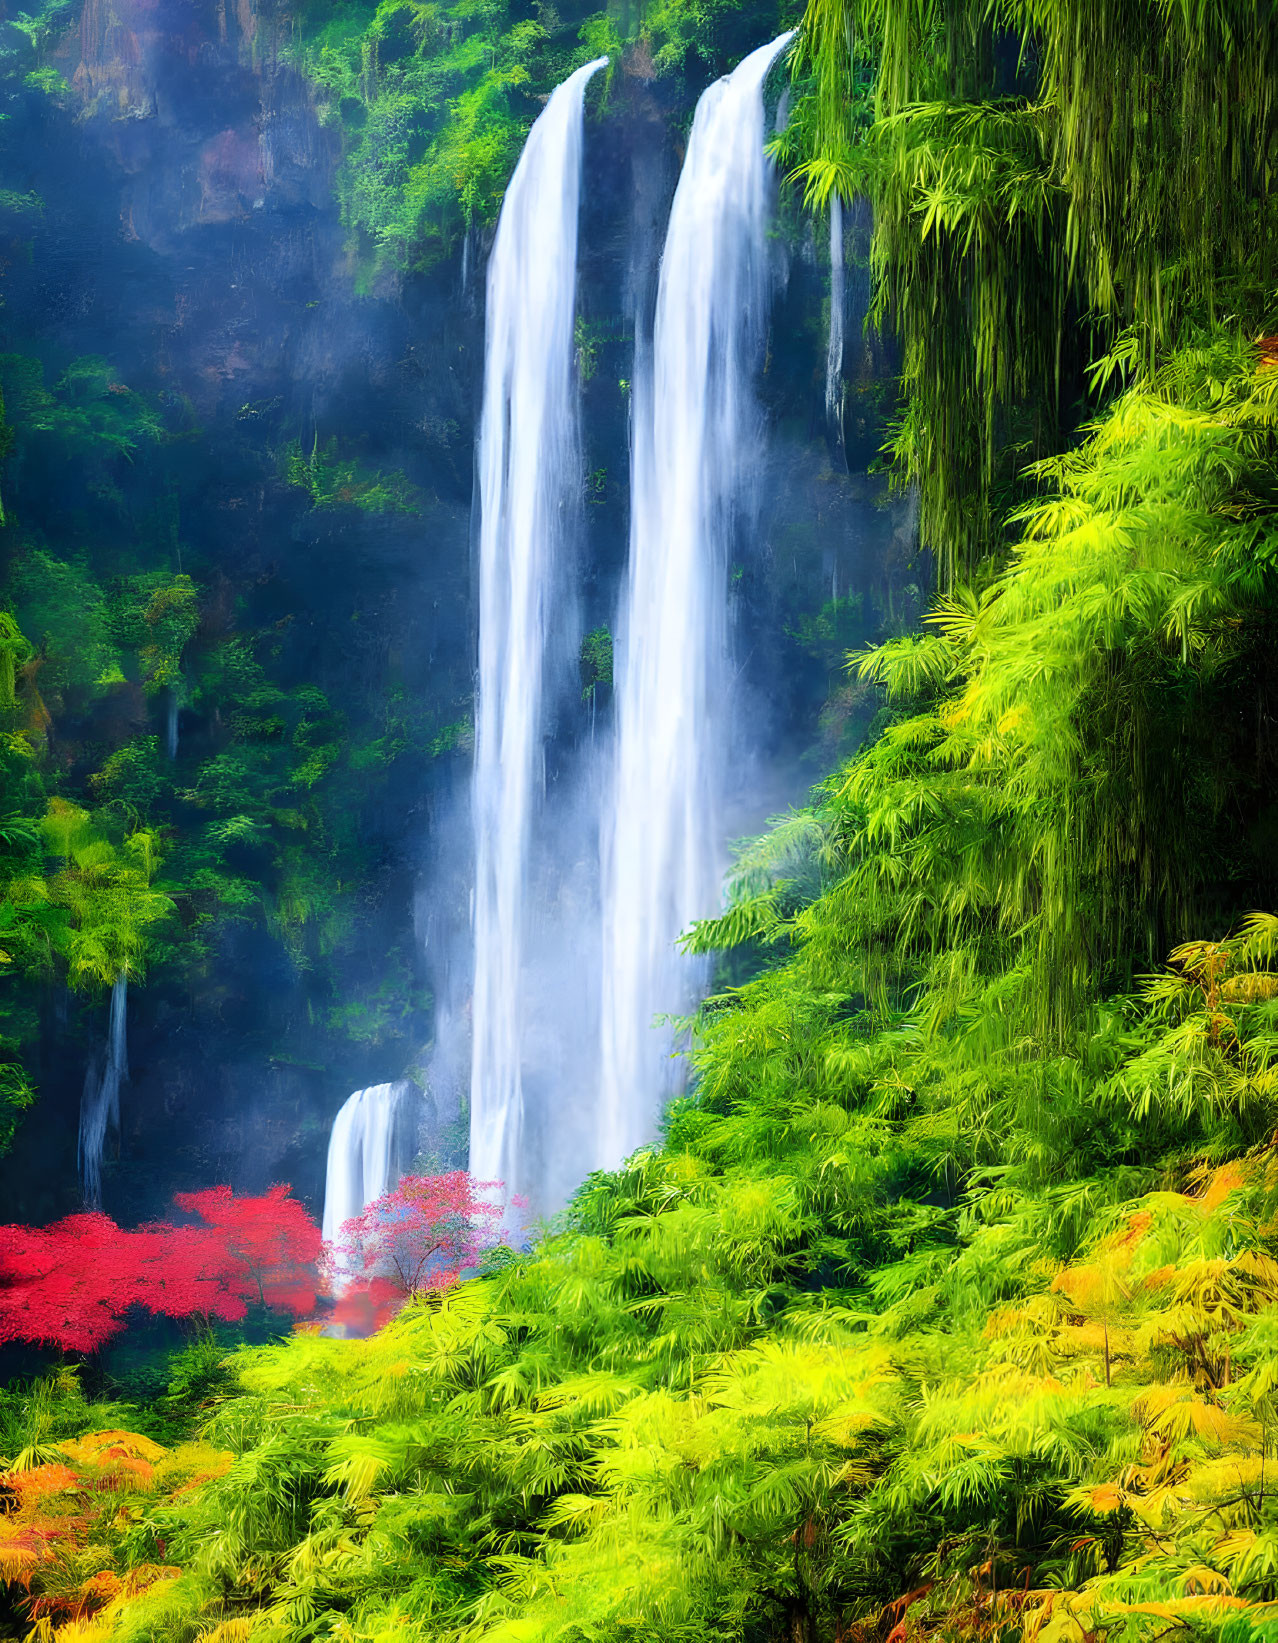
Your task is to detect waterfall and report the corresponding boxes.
[825,192,845,433]
[79,972,127,1208]
[321,1082,411,1252]
[166,685,180,760]
[599,32,792,1165]
[469,55,607,1205]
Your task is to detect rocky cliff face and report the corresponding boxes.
[0,0,478,1225]
[67,0,323,225]
[55,0,344,423]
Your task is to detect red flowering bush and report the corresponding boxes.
[324,1172,506,1331]
[0,1185,321,1353]
[173,1183,322,1314]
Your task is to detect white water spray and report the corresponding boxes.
[599,32,792,1164]
[79,972,127,1208]
[469,56,607,1204]
[321,1082,411,1251]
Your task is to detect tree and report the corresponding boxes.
[173,1183,322,1315]
[0,1214,246,1351]
[0,1187,321,1353]
[326,1172,505,1311]
[0,1212,141,1352]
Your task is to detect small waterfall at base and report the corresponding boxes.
[599,32,793,1165]
[79,972,128,1208]
[825,192,845,434]
[468,55,607,1208]
[322,1082,412,1252]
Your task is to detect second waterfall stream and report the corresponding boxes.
[599,31,793,1166]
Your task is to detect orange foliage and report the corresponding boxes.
[7,1464,81,1502]
[95,1453,154,1490]
[1194,1161,1250,1212]
[0,1429,198,1633]
[61,1431,165,1465]
[0,1532,45,1585]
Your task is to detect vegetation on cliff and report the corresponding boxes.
[283,0,796,275]
[0,336,459,1162]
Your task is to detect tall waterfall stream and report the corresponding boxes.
[600,31,793,1164]
[468,55,608,1207]
[79,972,128,1209]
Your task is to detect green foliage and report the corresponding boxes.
[9,0,78,59]
[785,0,1278,578]
[0,336,461,1155]
[43,11,1278,1643]
[36,909,1278,1643]
[579,624,613,702]
[825,336,1278,1036]
[3,12,1278,1643]
[0,354,163,500]
[36,798,173,987]
[0,1366,97,1468]
[9,547,121,698]
[0,1051,34,1154]
[682,807,827,954]
[285,0,612,273]
[114,573,200,694]
[787,592,865,673]
[287,0,789,273]
[325,953,431,1046]
[281,436,422,513]
[148,1338,244,1444]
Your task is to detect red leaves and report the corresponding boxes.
[326,1274,402,1336]
[0,1176,506,1353]
[174,1183,322,1313]
[0,1185,321,1353]
[326,1172,506,1323]
[0,1213,138,1351]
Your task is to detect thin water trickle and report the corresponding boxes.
[79,972,128,1208]
[825,192,845,434]
[468,56,607,1204]
[599,32,793,1166]
[166,686,180,760]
